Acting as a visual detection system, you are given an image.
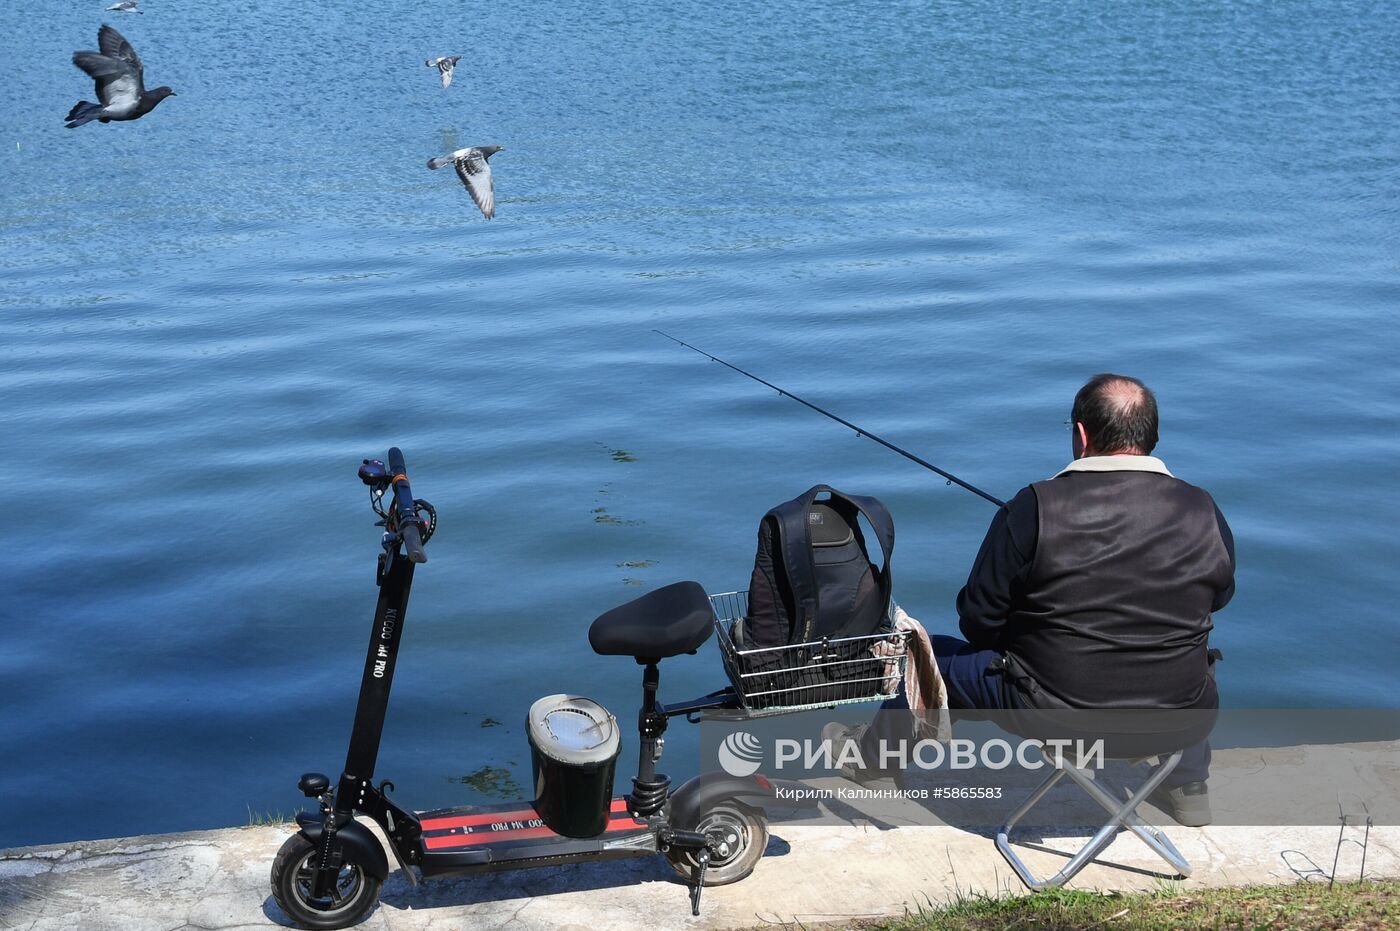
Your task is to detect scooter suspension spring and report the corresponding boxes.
[629,774,671,817]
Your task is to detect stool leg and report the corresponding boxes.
[1115,755,1192,877]
[996,765,1068,890]
[1061,751,1192,878]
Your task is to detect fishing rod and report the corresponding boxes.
[655,330,1006,508]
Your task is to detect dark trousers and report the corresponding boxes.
[863,635,1210,786]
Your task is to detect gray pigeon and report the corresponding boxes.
[427,146,503,219]
[425,55,462,89]
[107,1,142,12]
[66,25,174,128]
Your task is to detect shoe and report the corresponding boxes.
[820,722,904,788]
[1148,781,1212,827]
[820,722,866,772]
[820,721,864,750]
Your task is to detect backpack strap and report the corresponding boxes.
[770,489,821,642]
[834,489,895,614]
[770,485,896,643]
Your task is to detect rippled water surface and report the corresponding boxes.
[2,0,1397,846]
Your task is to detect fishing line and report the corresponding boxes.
[655,330,1006,507]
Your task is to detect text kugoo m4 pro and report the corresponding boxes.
[270,448,776,929]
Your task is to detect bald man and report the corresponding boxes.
[943,373,1235,824]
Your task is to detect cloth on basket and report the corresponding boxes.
[872,603,951,742]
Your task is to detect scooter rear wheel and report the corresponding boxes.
[665,801,768,885]
[271,833,382,930]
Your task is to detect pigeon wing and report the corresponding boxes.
[73,52,141,109]
[97,25,144,78]
[454,152,496,219]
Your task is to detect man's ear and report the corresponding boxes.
[1074,422,1091,459]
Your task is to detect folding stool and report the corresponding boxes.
[991,708,1213,890]
[995,744,1192,889]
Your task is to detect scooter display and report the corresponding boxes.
[270,448,775,930]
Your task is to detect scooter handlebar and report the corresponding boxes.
[401,522,427,564]
[386,447,428,564]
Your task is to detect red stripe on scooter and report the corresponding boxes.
[422,813,642,850]
[421,798,630,833]
[420,807,538,831]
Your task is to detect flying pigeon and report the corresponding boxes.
[66,25,174,128]
[107,1,142,12]
[427,146,503,219]
[425,55,462,89]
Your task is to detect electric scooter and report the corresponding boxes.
[270,448,775,930]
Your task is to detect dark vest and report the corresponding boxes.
[1005,470,1232,711]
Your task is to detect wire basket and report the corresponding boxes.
[708,591,908,713]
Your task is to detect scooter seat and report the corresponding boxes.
[589,581,715,660]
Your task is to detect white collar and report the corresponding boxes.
[1053,455,1174,479]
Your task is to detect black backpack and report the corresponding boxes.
[740,485,895,647]
[728,486,896,708]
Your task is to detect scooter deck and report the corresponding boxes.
[414,797,657,876]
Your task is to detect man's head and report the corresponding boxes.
[1070,373,1159,458]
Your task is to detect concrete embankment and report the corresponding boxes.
[2,742,1396,931]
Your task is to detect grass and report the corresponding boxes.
[244,806,293,827]
[770,881,1400,931]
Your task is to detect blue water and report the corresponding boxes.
[1,0,1397,848]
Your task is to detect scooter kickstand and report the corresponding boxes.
[689,848,710,916]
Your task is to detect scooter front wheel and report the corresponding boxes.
[271,833,382,930]
[665,801,768,885]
